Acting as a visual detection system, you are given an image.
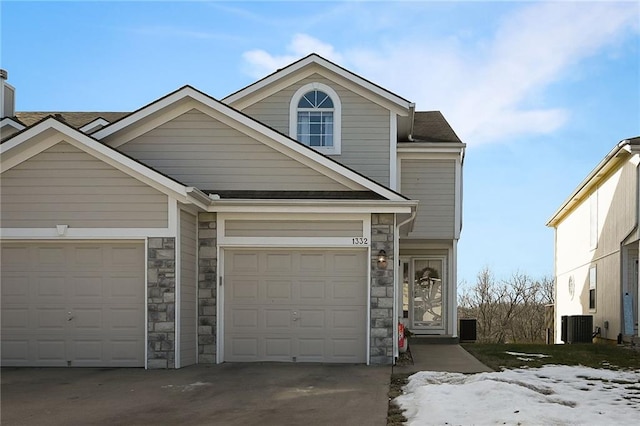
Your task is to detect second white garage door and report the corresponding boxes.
[224,249,367,363]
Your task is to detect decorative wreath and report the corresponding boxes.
[416,266,440,288]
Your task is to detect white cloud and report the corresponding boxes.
[242,34,343,78]
[241,2,638,146]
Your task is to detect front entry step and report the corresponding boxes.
[409,335,460,345]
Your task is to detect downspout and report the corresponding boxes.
[394,206,417,362]
[407,103,416,142]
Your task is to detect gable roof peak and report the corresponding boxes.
[223,53,412,113]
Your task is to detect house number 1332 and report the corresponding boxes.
[352,237,368,245]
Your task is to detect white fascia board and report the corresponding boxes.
[397,143,466,154]
[90,87,406,201]
[0,118,191,201]
[79,118,110,133]
[222,55,412,114]
[1,117,25,131]
[546,142,633,227]
[0,228,174,239]
[207,199,416,214]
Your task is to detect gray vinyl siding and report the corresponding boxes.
[225,219,363,238]
[241,73,391,186]
[179,209,197,367]
[0,142,168,228]
[401,159,456,239]
[120,109,352,191]
[1,123,21,139]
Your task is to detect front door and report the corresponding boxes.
[403,257,446,333]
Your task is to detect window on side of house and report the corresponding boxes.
[289,83,341,155]
[589,265,597,310]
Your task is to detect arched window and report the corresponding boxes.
[290,83,341,155]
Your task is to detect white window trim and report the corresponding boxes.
[289,82,342,155]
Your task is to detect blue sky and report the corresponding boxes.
[2,1,639,288]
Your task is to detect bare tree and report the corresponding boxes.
[459,267,554,343]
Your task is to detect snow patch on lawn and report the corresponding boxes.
[396,365,640,425]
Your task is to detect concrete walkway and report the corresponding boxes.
[393,343,493,375]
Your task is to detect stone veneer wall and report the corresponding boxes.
[198,213,217,363]
[370,213,395,364]
[147,237,176,369]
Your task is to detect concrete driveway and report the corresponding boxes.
[1,363,391,426]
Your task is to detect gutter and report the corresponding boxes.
[547,138,636,227]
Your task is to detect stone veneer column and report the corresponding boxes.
[147,237,176,369]
[197,213,217,363]
[370,213,395,365]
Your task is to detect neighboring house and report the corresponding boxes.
[0,54,465,369]
[547,137,640,345]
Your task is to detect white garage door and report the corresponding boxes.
[224,249,367,363]
[1,242,145,367]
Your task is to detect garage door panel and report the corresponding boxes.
[229,278,260,301]
[109,307,143,331]
[231,253,259,272]
[265,253,292,272]
[225,249,366,363]
[265,308,293,329]
[110,246,144,266]
[333,253,364,272]
[265,279,292,300]
[230,308,259,329]
[265,338,292,358]
[37,247,66,266]
[332,338,363,360]
[1,242,144,367]
[299,280,327,301]
[332,308,365,330]
[1,274,29,298]
[332,279,365,301]
[298,338,325,360]
[298,309,326,329]
[228,337,259,359]
[71,340,103,363]
[299,253,326,272]
[72,247,103,267]
[36,275,67,297]
[37,340,66,361]
[37,308,67,329]
[1,340,29,363]
[72,308,103,329]
[1,308,29,330]
[108,274,143,298]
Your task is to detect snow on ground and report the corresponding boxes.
[396,365,640,425]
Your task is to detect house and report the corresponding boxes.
[0,54,465,368]
[547,137,640,345]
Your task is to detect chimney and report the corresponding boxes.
[1,69,16,118]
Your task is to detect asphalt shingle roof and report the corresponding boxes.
[412,111,462,143]
[15,112,129,129]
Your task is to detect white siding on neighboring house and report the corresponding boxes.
[179,209,197,367]
[401,159,456,239]
[554,156,639,342]
[119,109,353,191]
[240,74,391,186]
[0,142,168,228]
